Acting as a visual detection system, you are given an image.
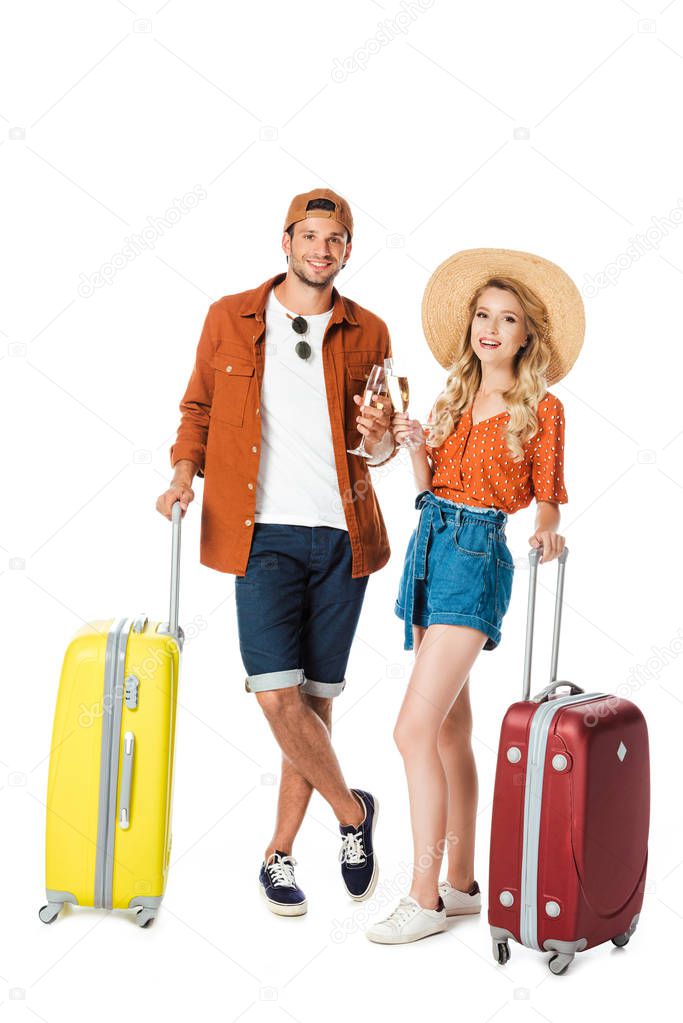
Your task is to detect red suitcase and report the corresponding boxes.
[488,547,650,975]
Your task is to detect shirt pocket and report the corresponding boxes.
[211,352,255,428]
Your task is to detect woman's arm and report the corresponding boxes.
[409,444,434,493]
[529,500,565,563]
[392,413,434,492]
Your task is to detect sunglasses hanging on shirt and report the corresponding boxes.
[286,313,312,360]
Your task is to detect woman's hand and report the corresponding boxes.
[528,530,565,563]
[391,411,426,451]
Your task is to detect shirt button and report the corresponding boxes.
[245,519,252,526]
[247,482,254,490]
[227,365,233,372]
[251,445,258,453]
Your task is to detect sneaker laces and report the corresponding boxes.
[378,897,421,930]
[265,853,297,889]
[339,829,366,866]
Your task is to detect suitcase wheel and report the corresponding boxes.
[612,915,638,947]
[492,939,510,966]
[548,952,573,975]
[135,907,157,928]
[38,903,62,925]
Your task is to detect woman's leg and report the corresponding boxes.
[413,627,477,890]
[393,624,487,909]
[437,676,478,891]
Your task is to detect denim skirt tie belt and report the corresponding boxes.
[403,491,450,650]
[399,489,511,652]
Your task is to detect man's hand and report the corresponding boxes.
[156,481,195,521]
[353,392,393,446]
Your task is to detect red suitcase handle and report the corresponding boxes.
[523,546,584,702]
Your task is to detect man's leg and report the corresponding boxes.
[256,686,362,831]
[263,693,334,861]
[257,526,373,839]
[237,524,371,897]
[233,526,358,845]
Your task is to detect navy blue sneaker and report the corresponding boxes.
[339,789,379,900]
[259,850,307,916]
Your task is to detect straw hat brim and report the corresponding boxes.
[421,248,585,385]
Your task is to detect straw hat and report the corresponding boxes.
[421,248,585,385]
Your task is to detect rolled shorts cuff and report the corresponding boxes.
[245,668,304,694]
[394,602,500,652]
[300,676,347,698]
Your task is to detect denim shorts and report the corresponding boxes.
[394,490,515,652]
[235,523,369,697]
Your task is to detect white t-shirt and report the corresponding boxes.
[255,289,348,529]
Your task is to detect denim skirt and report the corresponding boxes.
[394,489,515,652]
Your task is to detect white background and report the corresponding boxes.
[2,0,681,1019]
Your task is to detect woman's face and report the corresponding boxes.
[469,286,528,369]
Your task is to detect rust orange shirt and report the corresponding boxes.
[424,392,568,513]
[169,274,399,578]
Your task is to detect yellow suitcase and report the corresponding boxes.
[39,502,184,928]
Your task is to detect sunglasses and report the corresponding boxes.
[288,315,312,360]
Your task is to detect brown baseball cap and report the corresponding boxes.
[284,188,353,240]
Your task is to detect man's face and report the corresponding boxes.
[282,217,351,288]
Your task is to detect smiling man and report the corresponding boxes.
[158,188,398,916]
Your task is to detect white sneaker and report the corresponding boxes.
[438,879,482,917]
[366,895,446,944]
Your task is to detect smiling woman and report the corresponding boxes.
[367,247,585,946]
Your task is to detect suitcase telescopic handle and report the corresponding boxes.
[522,545,583,702]
[169,500,182,637]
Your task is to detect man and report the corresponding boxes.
[156,188,398,916]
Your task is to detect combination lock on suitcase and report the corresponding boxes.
[39,501,185,927]
[488,547,650,974]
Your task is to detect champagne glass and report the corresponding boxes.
[387,369,411,446]
[347,364,388,458]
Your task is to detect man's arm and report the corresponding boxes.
[365,428,395,466]
[171,458,199,488]
[169,303,218,481]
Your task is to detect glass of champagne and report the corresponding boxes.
[347,364,389,458]
[387,369,411,446]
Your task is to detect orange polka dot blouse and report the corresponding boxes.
[424,392,568,514]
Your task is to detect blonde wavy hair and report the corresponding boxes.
[426,276,552,462]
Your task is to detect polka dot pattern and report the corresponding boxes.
[424,392,568,513]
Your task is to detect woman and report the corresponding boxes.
[366,248,585,944]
